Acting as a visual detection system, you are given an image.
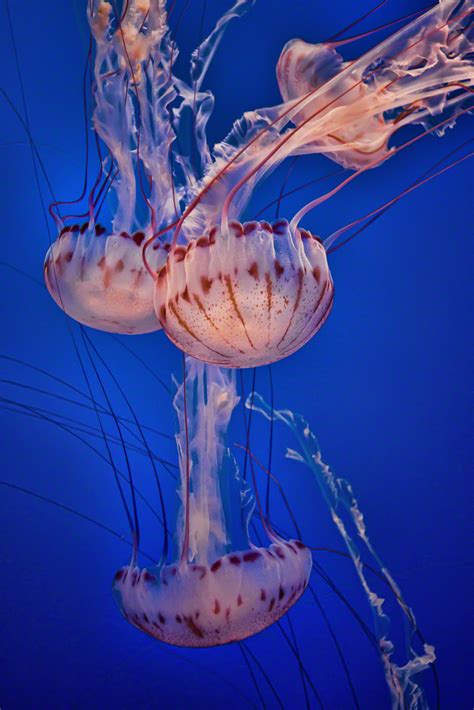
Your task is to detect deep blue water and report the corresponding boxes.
[0,1,472,708]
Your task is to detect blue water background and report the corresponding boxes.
[0,1,472,708]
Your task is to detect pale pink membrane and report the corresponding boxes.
[45,0,254,333]
[113,359,312,647]
[154,220,333,367]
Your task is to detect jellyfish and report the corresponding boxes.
[153,0,473,367]
[44,0,174,334]
[44,0,255,334]
[113,357,312,646]
[0,336,442,706]
[1,0,472,706]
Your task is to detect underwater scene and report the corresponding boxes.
[0,1,472,708]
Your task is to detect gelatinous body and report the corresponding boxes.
[114,540,311,647]
[154,221,333,367]
[113,358,311,646]
[45,226,167,333]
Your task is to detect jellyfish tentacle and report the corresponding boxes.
[240,641,285,710]
[82,329,170,564]
[160,3,452,249]
[0,351,174,444]
[265,365,275,520]
[212,1,474,232]
[109,334,172,394]
[276,618,322,709]
[286,613,312,709]
[81,326,141,561]
[308,585,361,709]
[48,39,94,229]
[327,135,474,254]
[239,443,283,545]
[0,395,167,531]
[0,380,174,462]
[238,643,267,709]
[235,444,303,541]
[290,104,473,235]
[275,2,473,172]
[248,392,437,710]
[325,0,388,44]
[243,436,436,704]
[325,147,473,252]
[327,5,430,49]
[0,480,157,563]
[254,166,346,220]
[242,368,257,483]
[179,351,192,567]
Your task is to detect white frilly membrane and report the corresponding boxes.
[248,391,436,710]
[112,357,312,647]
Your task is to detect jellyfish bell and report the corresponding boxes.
[44,224,167,334]
[153,219,334,368]
[114,539,312,648]
[113,358,312,647]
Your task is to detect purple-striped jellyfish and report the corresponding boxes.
[153,0,473,366]
[44,1,174,334]
[113,358,312,647]
[44,0,254,334]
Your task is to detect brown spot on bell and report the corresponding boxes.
[274,260,284,278]
[201,276,213,294]
[248,262,259,280]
